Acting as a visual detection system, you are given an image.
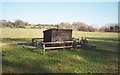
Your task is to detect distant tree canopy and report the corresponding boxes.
[1,19,29,28]
[14,19,29,28]
[99,23,120,32]
[0,19,98,32]
[15,19,25,26]
[56,22,98,32]
[72,22,88,31]
[1,19,119,32]
[57,22,73,29]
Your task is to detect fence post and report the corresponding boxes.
[43,43,45,55]
[63,43,65,50]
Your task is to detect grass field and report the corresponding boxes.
[2,28,119,73]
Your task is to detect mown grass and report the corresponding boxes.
[2,28,119,73]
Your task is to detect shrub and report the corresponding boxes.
[15,19,25,26]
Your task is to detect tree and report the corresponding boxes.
[72,22,88,31]
[15,19,25,28]
[99,26,107,32]
[114,25,119,32]
[110,26,114,32]
[88,26,94,32]
[57,22,73,29]
[99,23,119,32]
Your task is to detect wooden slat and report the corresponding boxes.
[45,45,81,49]
[77,45,81,47]
[44,41,79,44]
[44,41,73,44]
[45,46,73,49]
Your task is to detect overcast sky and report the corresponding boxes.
[0,0,118,28]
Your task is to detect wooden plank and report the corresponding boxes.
[44,41,79,44]
[45,45,81,49]
[45,46,73,49]
[77,45,81,47]
[44,41,73,44]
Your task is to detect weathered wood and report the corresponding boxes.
[45,46,73,49]
[41,40,81,55]
[63,45,65,50]
[43,29,72,42]
[44,41,73,44]
[44,41,79,44]
[44,45,81,50]
[43,43,45,55]
[77,45,81,47]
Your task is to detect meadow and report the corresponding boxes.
[2,28,119,73]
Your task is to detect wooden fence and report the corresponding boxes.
[32,38,81,55]
[42,41,81,55]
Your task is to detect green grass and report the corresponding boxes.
[2,28,119,73]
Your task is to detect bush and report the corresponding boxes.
[15,19,25,26]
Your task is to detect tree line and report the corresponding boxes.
[99,23,120,33]
[0,19,119,32]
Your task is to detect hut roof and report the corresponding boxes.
[43,29,72,32]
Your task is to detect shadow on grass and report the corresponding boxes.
[68,37,118,65]
[16,43,44,55]
[2,59,55,73]
[2,38,32,43]
[2,38,44,55]
[2,37,119,73]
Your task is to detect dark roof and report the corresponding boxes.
[43,29,72,32]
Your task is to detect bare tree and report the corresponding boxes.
[72,22,88,31]
[57,22,73,29]
[99,26,107,32]
[14,19,29,28]
[88,26,94,32]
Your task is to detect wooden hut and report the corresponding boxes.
[43,29,72,42]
